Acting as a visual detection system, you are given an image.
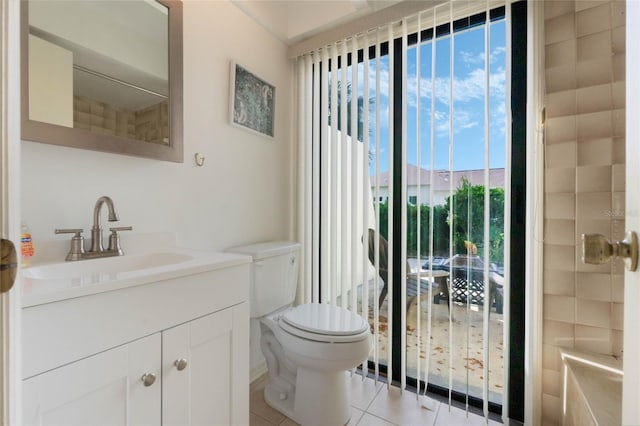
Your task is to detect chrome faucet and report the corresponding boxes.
[55,196,132,261]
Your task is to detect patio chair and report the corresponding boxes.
[367,229,445,311]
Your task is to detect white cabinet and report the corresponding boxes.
[162,303,249,426]
[28,34,73,127]
[23,334,161,426]
[22,260,250,426]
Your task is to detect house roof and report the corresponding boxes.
[371,165,505,191]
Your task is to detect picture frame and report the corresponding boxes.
[229,62,275,139]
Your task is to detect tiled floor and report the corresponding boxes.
[250,373,502,425]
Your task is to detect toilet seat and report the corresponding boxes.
[279,303,370,343]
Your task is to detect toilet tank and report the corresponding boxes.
[227,241,301,318]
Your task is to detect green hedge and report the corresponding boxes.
[375,179,505,265]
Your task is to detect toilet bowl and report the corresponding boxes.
[261,303,371,425]
[228,242,372,426]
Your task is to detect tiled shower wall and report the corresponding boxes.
[542,1,625,424]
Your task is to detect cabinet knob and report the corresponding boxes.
[141,373,156,387]
[174,358,188,371]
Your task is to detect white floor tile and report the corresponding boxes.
[366,385,439,426]
[252,372,503,426]
[435,404,500,425]
[348,407,365,425]
[357,413,398,426]
[349,374,384,411]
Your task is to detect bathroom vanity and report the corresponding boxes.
[21,246,250,425]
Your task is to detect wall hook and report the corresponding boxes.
[194,153,205,167]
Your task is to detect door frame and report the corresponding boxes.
[524,1,545,425]
[0,0,22,423]
[623,1,640,423]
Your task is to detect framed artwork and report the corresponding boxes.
[229,62,275,138]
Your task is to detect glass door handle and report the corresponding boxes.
[0,238,18,293]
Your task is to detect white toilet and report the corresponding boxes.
[229,241,372,426]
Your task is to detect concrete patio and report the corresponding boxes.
[359,274,505,406]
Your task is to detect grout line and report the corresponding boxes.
[367,383,385,412]
[350,407,366,425]
[255,373,496,426]
[361,384,396,426]
[365,379,384,412]
[276,416,290,426]
[359,412,401,426]
[358,375,386,412]
[431,402,442,426]
[250,411,281,426]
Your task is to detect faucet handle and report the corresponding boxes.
[108,226,132,255]
[109,226,132,233]
[55,228,83,236]
[55,229,85,261]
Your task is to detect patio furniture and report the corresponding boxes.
[367,230,503,315]
[367,229,446,311]
[436,266,504,314]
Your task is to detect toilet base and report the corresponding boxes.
[258,310,370,426]
[264,369,351,426]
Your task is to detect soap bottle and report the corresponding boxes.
[21,224,34,267]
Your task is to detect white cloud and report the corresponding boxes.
[459,46,506,67]
[432,107,481,138]
[357,64,506,139]
[490,47,507,66]
[490,94,507,136]
[457,112,479,129]
[334,51,508,140]
[460,50,484,66]
[404,66,506,109]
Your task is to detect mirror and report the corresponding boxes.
[21,0,183,162]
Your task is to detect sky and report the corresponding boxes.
[349,19,508,175]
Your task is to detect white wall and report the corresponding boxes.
[29,1,168,80]
[21,0,294,258]
[286,1,361,41]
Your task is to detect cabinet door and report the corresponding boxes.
[23,334,161,426]
[162,302,249,426]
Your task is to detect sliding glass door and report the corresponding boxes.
[398,9,508,408]
[296,1,525,421]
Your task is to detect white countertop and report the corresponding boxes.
[21,237,251,308]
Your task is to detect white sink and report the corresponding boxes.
[26,252,194,279]
[21,249,251,307]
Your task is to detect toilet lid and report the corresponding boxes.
[281,303,369,337]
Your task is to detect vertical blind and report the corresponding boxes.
[295,1,511,421]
